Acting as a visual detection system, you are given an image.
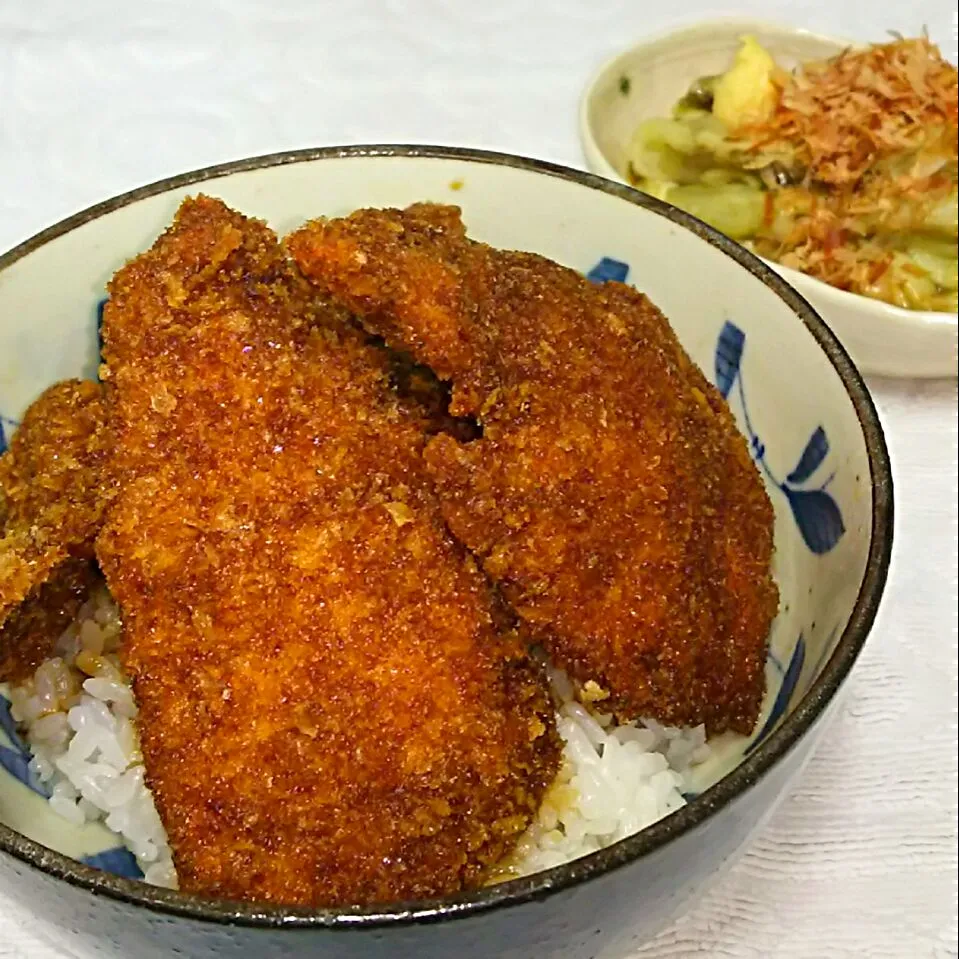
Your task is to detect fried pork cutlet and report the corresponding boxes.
[288,204,780,734]
[0,381,108,681]
[383,343,481,442]
[96,195,558,907]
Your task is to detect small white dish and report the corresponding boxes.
[579,18,959,380]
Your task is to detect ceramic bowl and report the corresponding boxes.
[579,18,959,380]
[0,145,892,959]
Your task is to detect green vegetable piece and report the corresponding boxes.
[676,74,718,112]
[665,184,766,240]
[922,189,959,238]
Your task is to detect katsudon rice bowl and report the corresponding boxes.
[0,147,892,959]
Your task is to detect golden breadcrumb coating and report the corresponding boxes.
[288,203,779,733]
[96,195,558,907]
[0,380,109,680]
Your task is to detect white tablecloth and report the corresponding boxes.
[1,2,956,956]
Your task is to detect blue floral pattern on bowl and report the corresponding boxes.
[715,321,845,555]
[0,695,49,798]
[586,257,630,285]
[745,635,806,755]
[0,417,18,456]
[81,847,143,879]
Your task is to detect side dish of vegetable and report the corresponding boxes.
[627,35,958,312]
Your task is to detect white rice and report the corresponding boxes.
[500,668,709,878]
[7,588,176,888]
[9,591,709,889]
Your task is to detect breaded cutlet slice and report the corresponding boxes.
[288,203,779,734]
[0,380,108,681]
[96,195,559,907]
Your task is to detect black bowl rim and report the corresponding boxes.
[0,143,893,930]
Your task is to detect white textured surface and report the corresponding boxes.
[0,2,956,956]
